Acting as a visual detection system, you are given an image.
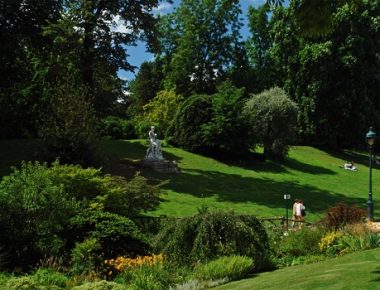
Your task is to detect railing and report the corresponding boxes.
[130,215,313,233]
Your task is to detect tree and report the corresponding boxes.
[128,59,165,117]
[244,87,298,159]
[269,0,380,147]
[140,89,183,138]
[201,81,251,153]
[159,0,243,96]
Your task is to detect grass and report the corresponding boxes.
[213,248,380,290]
[0,139,379,221]
[102,140,380,221]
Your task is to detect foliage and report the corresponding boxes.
[194,255,254,281]
[153,211,270,270]
[70,238,102,275]
[97,116,136,140]
[141,89,184,138]
[318,231,345,256]
[167,94,212,151]
[322,203,366,230]
[201,82,252,153]
[5,268,67,290]
[128,60,165,117]
[271,0,380,148]
[71,280,127,290]
[68,210,150,259]
[94,173,163,217]
[270,226,326,265]
[115,263,172,290]
[105,254,164,274]
[48,162,163,216]
[39,76,101,166]
[0,161,82,268]
[244,87,298,159]
[160,0,243,96]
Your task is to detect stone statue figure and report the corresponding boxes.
[145,126,163,160]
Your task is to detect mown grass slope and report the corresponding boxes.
[214,248,380,290]
[103,140,380,221]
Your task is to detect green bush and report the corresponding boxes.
[70,238,102,275]
[31,268,68,288]
[167,94,212,152]
[115,264,172,290]
[48,162,162,217]
[97,116,136,140]
[194,255,254,281]
[153,211,270,270]
[0,161,82,269]
[68,210,150,259]
[6,276,42,290]
[72,280,127,290]
[269,226,326,267]
[201,81,252,153]
[244,87,298,159]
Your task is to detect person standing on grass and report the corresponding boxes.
[295,200,306,228]
[291,199,299,228]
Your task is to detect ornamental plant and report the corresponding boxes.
[105,254,164,273]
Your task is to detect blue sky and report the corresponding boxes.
[119,0,268,81]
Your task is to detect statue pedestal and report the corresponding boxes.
[140,159,180,174]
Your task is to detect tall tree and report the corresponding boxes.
[270,0,380,148]
[159,0,243,96]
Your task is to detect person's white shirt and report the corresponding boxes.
[296,203,305,216]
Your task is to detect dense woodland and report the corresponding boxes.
[1,0,380,164]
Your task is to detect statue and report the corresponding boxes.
[145,126,163,160]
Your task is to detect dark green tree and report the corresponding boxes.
[159,0,243,96]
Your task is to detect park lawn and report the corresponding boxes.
[102,140,380,221]
[214,248,380,290]
[0,139,378,221]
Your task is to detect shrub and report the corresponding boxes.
[6,276,42,290]
[97,116,136,140]
[194,255,254,281]
[0,161,82,269]
[244,87,298,159]
[70,238,102,275]
[141,89,184,138]
[167,94,212,152]
[72,280,127,290]
[318,231,345,256]
[270,226,326,265]
[68,210,150,259]
[105,254,164,274]
[31,268,68,288]
[322,203,366,230]
[201,81,252,153]
[115,264,171,290]
[153,211,270,270]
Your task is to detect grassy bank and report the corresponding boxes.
[214,248,380,290]
[103,140,380,221]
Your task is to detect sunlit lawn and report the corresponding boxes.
[103,140,380,221]
[214,248,380,290]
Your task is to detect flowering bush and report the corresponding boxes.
[105,254,164,273]
[318,231,345,255]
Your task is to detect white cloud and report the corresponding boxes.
[152,2,173,15]
[111,15,132,34]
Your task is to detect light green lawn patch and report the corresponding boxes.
[102,140,380,221]
[214,248,380,290]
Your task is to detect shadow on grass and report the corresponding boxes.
[324,148,380,171]
[197,151,336,175]
[159,168,364,215]
[370,268,380,282]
